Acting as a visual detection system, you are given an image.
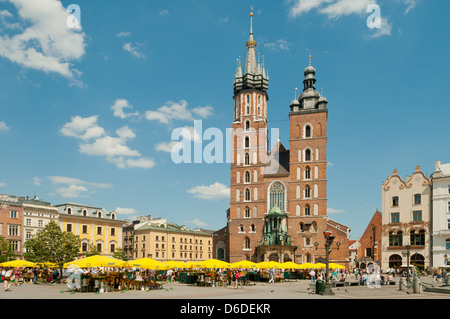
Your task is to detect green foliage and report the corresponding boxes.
[0,236,17,262]
[24,220,81,266]
[113,248,127,261]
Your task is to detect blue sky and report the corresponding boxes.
[0,0,448,240]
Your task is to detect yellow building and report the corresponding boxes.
[55,203,126,257]
[131,221,214,262]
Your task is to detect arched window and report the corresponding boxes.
[245,136,250,148]
[410,229,425,246]
[239,224,244,232]
[389,231,403,247]
[299,222,304,232]
[296,185,301,199]
[245,120,250,131]
[254,188,258,200]
[298,149,302,162]
[245,188,251,201]
[111,213,116,220]
[244,170,250,183]
[253,206,258,217]
[250,224,256,232]
[305,185,311,198]
[269,181,286,211]
[236,206,241,218]
[254,169,258,182]
[305,204,311,216]
[297,167,301,180]
[236,171,240,183]
[296,204,301,216]
[244,206,250,218]
[236,189,240,201]
[245,153,250,166]
[311,221,318,232]
[305,166,311,179]
[244,237,250,249]
[305,125,312,138]
[305,149,312,161]
[67,207,72,215]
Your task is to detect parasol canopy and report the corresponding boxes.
[257,261,281,269]
[195,259,231,269]
[280,261,302,269]
[0,259,37,268]
[63,255,127,268]
[126,258,168,270]
[328,263,346,269]
[298,262,316,269]
[230,260,259,269]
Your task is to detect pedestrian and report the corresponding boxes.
[2,267,12,291]
[232,270,237,289]
[53,268,60,284]
[226,268,232,286]
[268,268,274,284]
[32,267,38,284]
[13,267,22,286]
[309,269,316,283]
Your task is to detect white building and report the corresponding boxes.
[431,161,450,267]
[381,166,432,271]
[21,196,59,255]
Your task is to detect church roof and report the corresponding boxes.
[264,141,290,177]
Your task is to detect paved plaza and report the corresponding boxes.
[1,276,449,300]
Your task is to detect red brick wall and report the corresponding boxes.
[0,203,22,255]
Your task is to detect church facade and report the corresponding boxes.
[226,12,350,265]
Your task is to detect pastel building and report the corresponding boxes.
[55,203,126,257]
[381,166,432,270]
[431,161,450,267]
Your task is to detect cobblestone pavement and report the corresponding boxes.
[0,276,449,300]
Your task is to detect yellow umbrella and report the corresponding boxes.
[196,259,231,269]
[280,261,301,269]
[313,263,326,269]
[0,259,37,268]
[329,263,345,269]
[164,261,186,269]
[36,262,59,268]
[63,255,127,268]
[126,258,168,270]
[258,261,281,269]
[298,263,316,269]
[231,260,258,269]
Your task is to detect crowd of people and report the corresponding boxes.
[0,266,61,291]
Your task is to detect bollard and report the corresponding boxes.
[413,277,421,294]
[399,278,404,291]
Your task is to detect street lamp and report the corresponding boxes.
[405,244,411,285]
[321,229,335,296]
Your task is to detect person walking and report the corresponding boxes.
[226,268,232,286]
[13,267,21,287]
[32,267,38,284]
[268,268,275,284]
[2,267,12,291]
[309,269,316,283]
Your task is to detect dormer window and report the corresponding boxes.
[98,211,102,218]
[67,207,72,215]
[82,209,87,217]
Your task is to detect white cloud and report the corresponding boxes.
[145,100,214,124]
[264,39,291,51]
[159,9,169,16]
[0,182,6,187]
[61,115,154,169]
[402,0,417,14]
[187,218,208,227]
[368,17,392,39]
[0,121,10,131]
[327,208,344,214]
[32,177,42,186]
[155,141,182,153]
[117,31,131,37]
[48,175,112,199]
[187,182,230,201]
[115,207,137,215]
[288,0,398,39]
[123,42,146,59]
[111,98,139,119]
[60,115,105,140]
[0,0,87,82]
[55,184,88,198]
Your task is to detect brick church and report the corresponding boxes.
[224,12,350,266]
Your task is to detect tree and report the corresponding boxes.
[24,220,81,267]
[113,248,127,261]
[0,236,17,263]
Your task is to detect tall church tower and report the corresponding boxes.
[228,11,270,263]
[288,56,330,263]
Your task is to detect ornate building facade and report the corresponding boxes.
[227,12,350,265]
[381,166,432,270]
